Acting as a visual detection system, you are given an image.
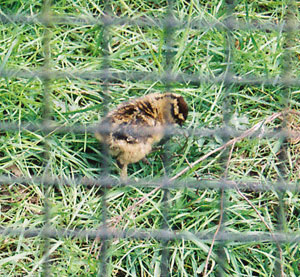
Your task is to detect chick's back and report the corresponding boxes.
[95,94,164,165]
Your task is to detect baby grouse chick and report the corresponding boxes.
[95,93,188,178]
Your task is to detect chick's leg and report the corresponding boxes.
[120,164,128,180]
[117,160,128,180]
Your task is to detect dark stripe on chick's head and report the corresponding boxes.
[170,94,188,126]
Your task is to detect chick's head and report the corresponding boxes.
[164,93,188,126]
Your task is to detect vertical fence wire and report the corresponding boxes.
[41,0,53,276]
[274,1,297,275]
[97,3,113,276]
[214,0,236,275]
[159,1,176,275]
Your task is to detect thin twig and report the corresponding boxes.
[203,188,225,276]
[184,157,200,180]
[224,141,235,177]
[203,142,235,276]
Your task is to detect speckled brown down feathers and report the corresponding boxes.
[95,93,188,178]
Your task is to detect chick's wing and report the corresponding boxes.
[109,102,157,144]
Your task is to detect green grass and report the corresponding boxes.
[1,0,300,276]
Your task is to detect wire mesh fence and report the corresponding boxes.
[0,0,299,276]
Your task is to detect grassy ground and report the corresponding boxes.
[0,0,300,276]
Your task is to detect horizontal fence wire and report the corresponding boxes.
[0,175,299,192]
[1,69,300,86]
[0,2,299,275]
[1,13,300,31]
[1,118,300,138]
[0,227,299,243]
